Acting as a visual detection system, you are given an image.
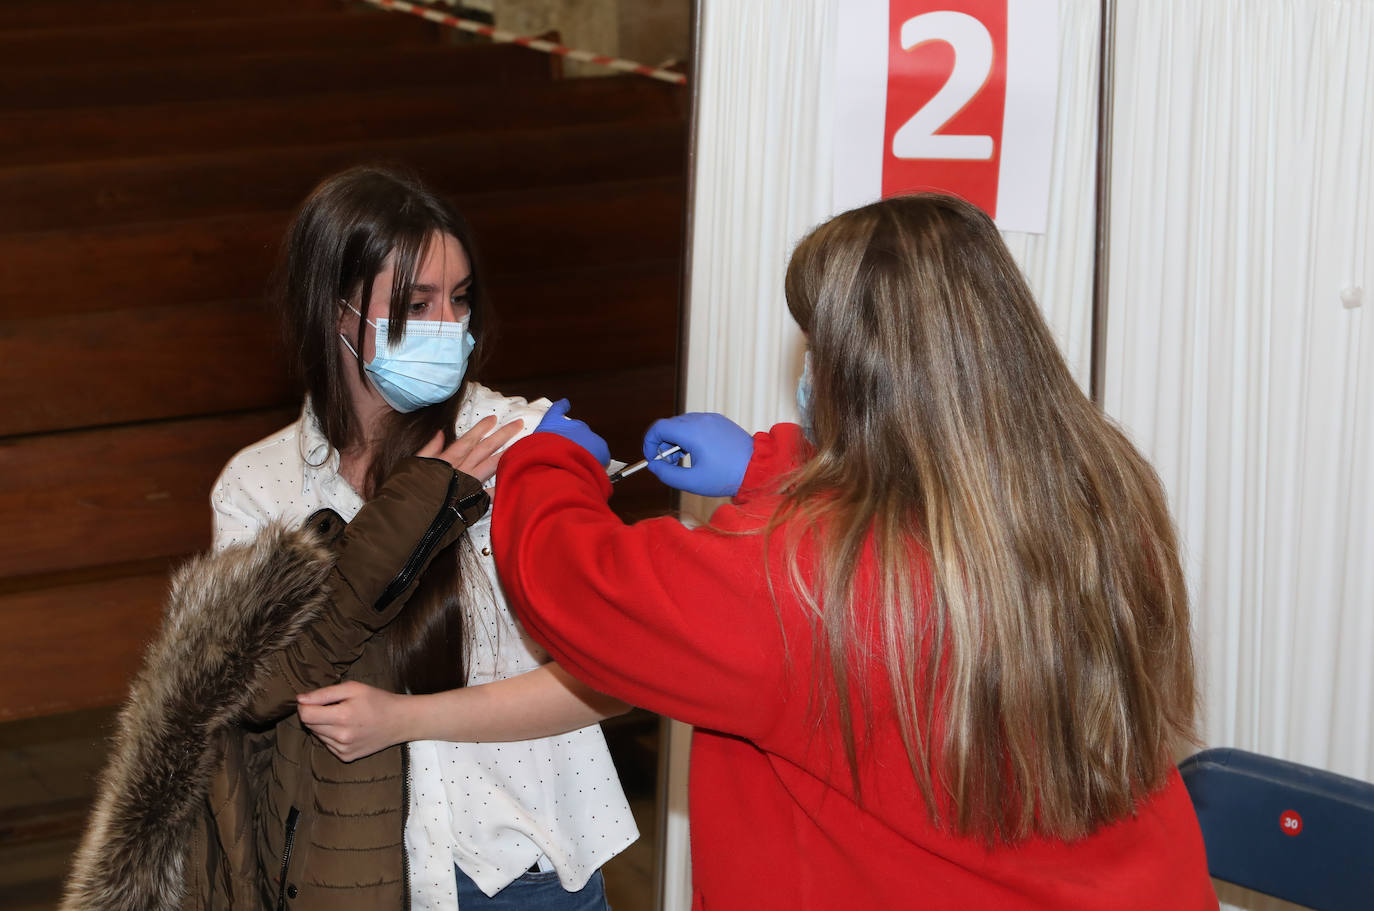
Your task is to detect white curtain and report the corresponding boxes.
[685,0,1104,424]
[676,1,1374,908]
[1000,0,1103,384]
[1106,2,1374,908]
[683,1,837,428]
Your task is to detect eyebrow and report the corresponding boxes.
[410,276,473,295]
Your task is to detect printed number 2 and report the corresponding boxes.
[891,11,995,161]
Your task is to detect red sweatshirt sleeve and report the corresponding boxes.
[733,422,809,503]
[491,426,807,739]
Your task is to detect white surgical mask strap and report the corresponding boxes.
[343,300,381,329]
[339,331,361,362]
[339,299,370,362]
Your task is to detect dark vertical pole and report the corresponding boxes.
[674,0,703,419]
[1090,0,1116,405]
[656,3,703,908]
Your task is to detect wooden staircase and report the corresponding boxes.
[0,0,687,726]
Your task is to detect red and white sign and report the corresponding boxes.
[1279,809,1304,836]
[834,0,1059,233]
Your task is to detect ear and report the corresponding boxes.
[336,297,358,331]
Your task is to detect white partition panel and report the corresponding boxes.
[679,3,1372,910]
[686,0,1105,426]
[1105,3,1373,908]
[683,0,838,429]
[999,0,1103,384]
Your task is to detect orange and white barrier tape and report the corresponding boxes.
[359,0,688,86]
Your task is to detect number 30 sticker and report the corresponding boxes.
[834,0,1059,233]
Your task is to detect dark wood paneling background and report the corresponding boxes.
[0,0,687,722]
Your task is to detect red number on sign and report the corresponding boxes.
[891,12,995,161]
[882,0,1008,215]
[1279,810,1303,836]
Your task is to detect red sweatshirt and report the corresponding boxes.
[492,425,1216,911]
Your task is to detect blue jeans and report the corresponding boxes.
[454,864,610,911]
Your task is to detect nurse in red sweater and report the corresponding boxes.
[491,194,1216,910]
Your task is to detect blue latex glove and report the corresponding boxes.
[533,399,611,467]
[642,412,754,497]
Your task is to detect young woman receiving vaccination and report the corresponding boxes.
[494,195,1216,909]
[209,166,637,910]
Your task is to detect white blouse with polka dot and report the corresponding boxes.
[209,384,639,906]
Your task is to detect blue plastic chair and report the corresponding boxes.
[1179,748,1374,911]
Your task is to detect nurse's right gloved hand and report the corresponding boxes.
[643,413,754,497]
[534,398,611,467]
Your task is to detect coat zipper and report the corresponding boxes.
[373,476,485,611]
[277,806,301,911]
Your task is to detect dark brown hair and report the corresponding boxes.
[277,164,493,693]
[775,194,1196,841]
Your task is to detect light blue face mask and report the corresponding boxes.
[340,304,476,413]
[796,351,814,442]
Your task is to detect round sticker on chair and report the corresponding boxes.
[1279,809,1303,836]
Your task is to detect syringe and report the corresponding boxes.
[607,445,683,483]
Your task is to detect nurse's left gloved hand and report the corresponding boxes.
[642,412,754,497]
[534,399,611,467]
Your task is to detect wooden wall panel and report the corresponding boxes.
[0,212,287,317]
[0,411,295,580]
[3,43,555,110]
[0,122,686,233]
[0,0,342,30]
[0,14,441,67]
[0,571,170,721]
[0,300,291,437]
[0,79,686,168]
[485,262,680,381]
[0,179,683,318]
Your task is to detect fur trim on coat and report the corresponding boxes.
[61,520,337,911]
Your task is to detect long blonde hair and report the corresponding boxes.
[777,194,1195,842]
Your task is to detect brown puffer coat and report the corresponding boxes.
[61,457,489,911]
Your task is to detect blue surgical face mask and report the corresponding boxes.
[796,351,814,442]
[340,304,475,413]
